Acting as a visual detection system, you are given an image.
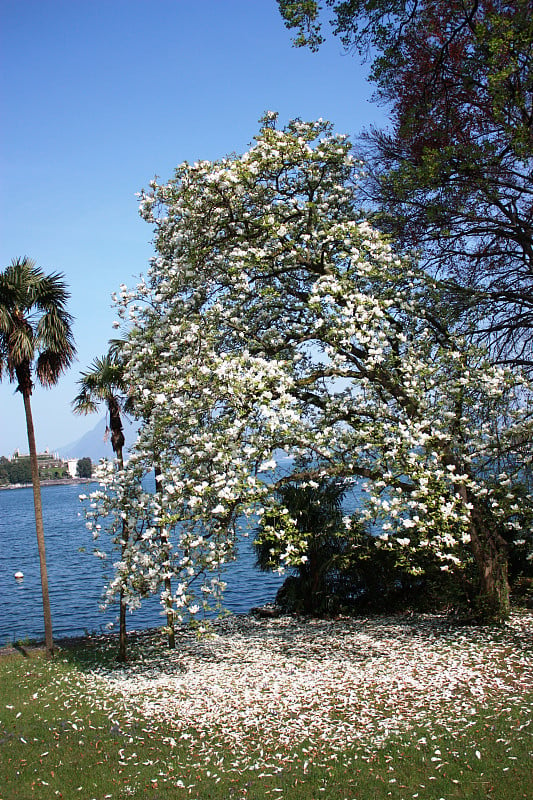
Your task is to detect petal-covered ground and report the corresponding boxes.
[82,611,532,768]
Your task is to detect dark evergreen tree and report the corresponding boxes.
[278,0,533,374]
[76,457,92,478]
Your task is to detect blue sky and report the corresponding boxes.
[1,0,387,456]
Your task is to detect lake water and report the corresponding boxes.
[0,483,285,643]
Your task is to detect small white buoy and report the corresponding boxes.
[14,571,24,580]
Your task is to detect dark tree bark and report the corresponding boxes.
[469,504,511,622]
[23,387,54,656]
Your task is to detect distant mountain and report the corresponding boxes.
[57,416,139,461]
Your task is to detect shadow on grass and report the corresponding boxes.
[54,608,533,680]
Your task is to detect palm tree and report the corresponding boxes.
[73,351,131,660]
[73,353,128,465]
[0,257,76,657]
[73,350,178,654]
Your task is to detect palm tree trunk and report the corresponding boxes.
[22,389,54,657]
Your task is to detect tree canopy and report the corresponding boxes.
[0,256,76,394]
[85,117,532,622]
[76,457,92,479]
[0,455,32,485]
[73,352,131,463]
[278,1,533,374]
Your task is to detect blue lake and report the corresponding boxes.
[0,483,285,643]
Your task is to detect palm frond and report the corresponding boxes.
[72,352,128,413]
[33,272,71,313]
[71,385,99,416]
[36,349,74,387]
[7,323,35,367]
[0,256,76,391]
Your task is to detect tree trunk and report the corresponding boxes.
[469,504,510,623]
[116,445,128,662]
[118,584,127,663]
[22,389,54,656]
[155,462,176,648]
[164,575,176,649]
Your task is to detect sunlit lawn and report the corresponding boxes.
[0,612,531,800]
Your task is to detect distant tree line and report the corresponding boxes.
[0,455,92,484]
[0,455,69,484]
[0,456,33,484]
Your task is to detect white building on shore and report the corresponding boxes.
[66,459,79,478]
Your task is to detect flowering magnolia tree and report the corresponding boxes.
[87,115,532,624]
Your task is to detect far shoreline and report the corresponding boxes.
[0,477,94,491]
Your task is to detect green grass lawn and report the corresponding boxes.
[0,613,531,800]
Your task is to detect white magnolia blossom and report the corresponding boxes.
[84,115,532,623]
